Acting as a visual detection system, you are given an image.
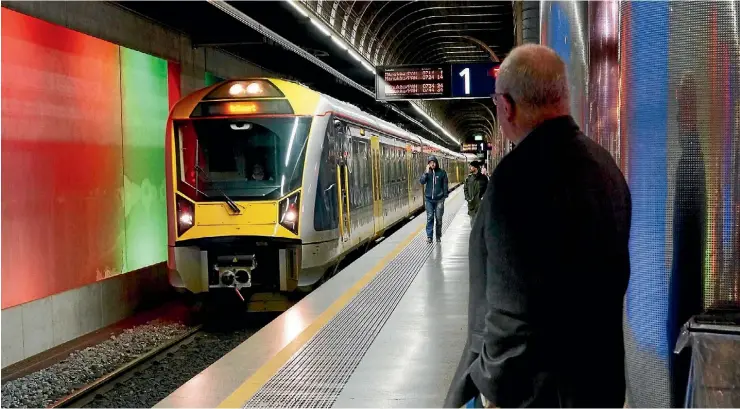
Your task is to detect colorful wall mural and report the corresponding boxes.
[542,1,740,407]
[1,8,181,309]
[205,71,226,86]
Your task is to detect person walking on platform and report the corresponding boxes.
[463,161,488,227]
[444,44,631,408]
[420,155,448,244]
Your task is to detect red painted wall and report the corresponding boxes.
[1,8,182,309]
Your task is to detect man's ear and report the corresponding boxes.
[503,97,516,123]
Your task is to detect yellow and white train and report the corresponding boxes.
[165,78,467,307]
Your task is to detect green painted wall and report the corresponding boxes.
[120,47,169,272]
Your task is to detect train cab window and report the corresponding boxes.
[177,117,311,201]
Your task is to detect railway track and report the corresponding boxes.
[50,325,203,408]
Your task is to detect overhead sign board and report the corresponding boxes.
[376,62,499,101]
[375,64,450,100]
[462,143,478,153]
[451,62,499,99]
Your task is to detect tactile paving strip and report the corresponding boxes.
[244,199,463,408]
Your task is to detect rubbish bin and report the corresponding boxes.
[675,311,740,408]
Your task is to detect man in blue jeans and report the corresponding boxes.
[419,155,449,243]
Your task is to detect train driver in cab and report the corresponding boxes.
[419,155,449,244]
[250,163,273,181]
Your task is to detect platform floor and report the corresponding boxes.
[156,188,471,408]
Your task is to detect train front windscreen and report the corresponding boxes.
[175,116,312,202]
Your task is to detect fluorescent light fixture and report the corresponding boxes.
[348,50,363,62]
[284,0,308,17]
[310,18,331,36]
[331,36,348,50]
[277,1,456,146]
[411,103,459,144]
[361,61,375,73]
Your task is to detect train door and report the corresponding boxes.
[406,146,413,216]
[334,120,351,243]
[370,135,383,235]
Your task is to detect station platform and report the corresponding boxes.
[156,188,471,408]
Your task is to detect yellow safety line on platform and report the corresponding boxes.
[218,189,460,408]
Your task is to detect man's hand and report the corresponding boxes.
[481,394,497,408]
[427,164,432,172]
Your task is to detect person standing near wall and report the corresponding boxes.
[444,44,631,408]
[464,161,488,227]
[420,155,449,244]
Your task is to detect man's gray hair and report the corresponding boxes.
[496,44,570,110]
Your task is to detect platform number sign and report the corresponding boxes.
[376,62,499,101]
[451,62,499,99]
[459,67,471,95]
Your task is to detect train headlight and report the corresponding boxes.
[228,83,246,96]
[279,192,300,235]
[228,82,262,96]
[176,196,195,236]
[179,213,193,225]
[246,82,263,94]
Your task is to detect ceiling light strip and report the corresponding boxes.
[411,103,459,145]
[207,0,374,98]
[283,0,458,145]
[209,0,458,146]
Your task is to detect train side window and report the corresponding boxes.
[351,138,370,210]
[390,147,395,185]
[382,144,389,200]
[396,147,402,182]
[314,119,340,232]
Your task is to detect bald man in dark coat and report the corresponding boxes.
[444,44,631,408]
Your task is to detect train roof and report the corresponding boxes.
[170,77,465,159]
[320,94,464,159]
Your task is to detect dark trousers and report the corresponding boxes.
[425,199,444,239]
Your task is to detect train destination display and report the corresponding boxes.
[376,62,500,101]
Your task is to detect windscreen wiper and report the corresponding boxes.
[194,165,241,214]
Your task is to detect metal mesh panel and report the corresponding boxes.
[244,203,462,408]
[619,2,740,407]
[541,1,739,407]
[540,1,589,133]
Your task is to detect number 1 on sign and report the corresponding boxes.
[459,67,470,95]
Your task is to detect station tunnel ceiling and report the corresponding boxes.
[115,1,514,148]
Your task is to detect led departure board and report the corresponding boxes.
[375,64,450,100]
[376,62,500,101]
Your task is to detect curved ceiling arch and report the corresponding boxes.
[348,1,374,46]
[339,1,357,37]
[388,27,504,65]
[404,42,479,63]
[359,1,415,56]
[354,0,393,53]
[379,20,502,65]
[370,4,494,65]
[360,2,414,56]
[296,0,513,146]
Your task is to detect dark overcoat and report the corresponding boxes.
[444,116,632,408]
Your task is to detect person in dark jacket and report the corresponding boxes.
[419,155,449,243]
[463,161,488,226]
[444,44,632,408]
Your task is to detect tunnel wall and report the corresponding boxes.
[541,1,740,407]
[1,3,274,368]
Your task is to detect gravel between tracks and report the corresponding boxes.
[83,326,258,408]
[1,322,189,409]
